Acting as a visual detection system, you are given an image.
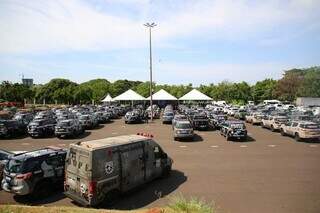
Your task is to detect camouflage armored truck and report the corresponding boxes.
[64,134,173,206]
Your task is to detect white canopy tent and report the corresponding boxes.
[101,94,114,102]
[147,89,177,100]
[179,89,212,101]
[113,89,146,101]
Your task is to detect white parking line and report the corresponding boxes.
[268,145,277,147]
[21,143,30,145]
[179,145,187,148]
[58,144,66,146]
[310,145,318,148]
[121,126,126,128]
[211,145,219,148]
[240,145,248,148]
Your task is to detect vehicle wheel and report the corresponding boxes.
[162,166,171,178]
[72,130,76,138]
[226,135,230,141]
[32,180,50,199]
[295,133,301,142]
[102,189,120,207]
[125,121,128,124]
[280,129,286,136]
[271,125,275,132]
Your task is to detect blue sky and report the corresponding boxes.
[0,0,319,85]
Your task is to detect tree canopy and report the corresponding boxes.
[1,66,319,104]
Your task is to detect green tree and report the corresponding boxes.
[80,79,111,102]
[251,79,277,103]
[111,80,142,97]
[74,85,93,104]
[274,70,303,101]
[297,67,320,97]
[35,78,78,104]
[0,81,34,102]
[134,81,155,97]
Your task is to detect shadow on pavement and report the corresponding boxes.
[102,170,187,210]
[176,134,203,143]
[229,135,256,142]
[58,131,91,140]
[13,187,65,205]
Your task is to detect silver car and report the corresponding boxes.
[162,111,174,124]
[173,121,194,141]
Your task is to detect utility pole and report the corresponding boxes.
[144,22,156,122]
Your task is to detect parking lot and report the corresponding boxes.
[1,118,320,213]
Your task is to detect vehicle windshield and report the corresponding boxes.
[194,115,206,120]
[230,123,245,129]
[5,159,23,173]
[300,124,320,129]
[164,112,174,116]
[79,115,90,120]
[59,121,71,126]
[30,121,41,126]
[13,115,23,120]
[275,118,287,122]
[175,115,186,120]
[176,123,192,129]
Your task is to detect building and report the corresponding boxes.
[22,78,33,87]
[296,97,320,107]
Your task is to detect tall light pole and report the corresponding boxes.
[144,22,156,122]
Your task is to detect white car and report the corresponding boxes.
[262,116,288,131]
[280,121,320,141]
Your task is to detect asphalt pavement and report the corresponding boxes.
[0,118,319,213]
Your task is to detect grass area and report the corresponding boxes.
[166,195,214,213]
[0,195,214,213]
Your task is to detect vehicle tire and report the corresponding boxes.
[271,125,275,132]
[32,180,50,199]
[295,133,302,142]
[125,121,128,124]
[162,166,171,178]
[280,129,286,136]
[102,189,120,207]
[226,134,230,141]
[72,130,76,138]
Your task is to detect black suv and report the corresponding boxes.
[0,120,26,138]
[124,109,146,124]
[190,113,209,130]
[208,114,226,130]
[13,112,34,125]
[1,147,67,197]
[55,119,84,138]
[220,121,248,141]
[27,118,56,138]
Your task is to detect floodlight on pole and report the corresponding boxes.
[144,22,156,122]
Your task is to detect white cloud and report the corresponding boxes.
[155,61,318,85]
[0,0,319,54]
[0,0,146,53]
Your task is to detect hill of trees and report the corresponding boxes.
[1,66,319,105]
